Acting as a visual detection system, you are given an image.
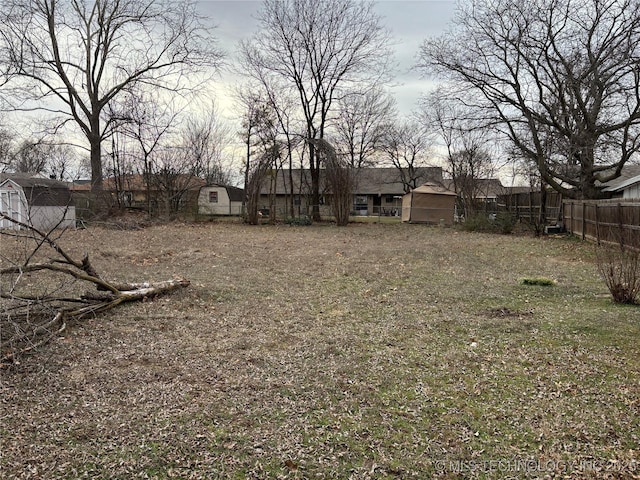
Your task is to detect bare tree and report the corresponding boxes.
[236,89,277,216]
[422,92,497,217]
[240,0,392,221]
[43,144,80,181]
[419,0,640,199]
[380,120,434,193]
[333,87,396,169]
[109,90,181,214]
[181,103,234,186]
[104,132,134,209]
[0,24,16,90]
[236,78,305,219]
[13,140,79,180]
[309,138,354,226]
[0,0,222,195]
[147,148,203,216]
[0,128,14,172]
[236,83,304,221]
[13,140,48,175]
[245,146,280,225]
[108,93,235,217]
[447,149,495,218]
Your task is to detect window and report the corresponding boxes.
[209,191,218,203]
[353,195,368,208]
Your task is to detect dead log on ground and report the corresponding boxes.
[0,213,190,366]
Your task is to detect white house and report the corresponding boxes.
[0,175,76,230]
[602,165,640,199]
[198,184,245,216]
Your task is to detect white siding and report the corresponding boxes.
[29,206,77,230]
[0,179,76,230]
[198,186,243,215]
[623,183,640,199]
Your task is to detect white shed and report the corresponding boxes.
[0,175,76,230]
[198,184,245,216]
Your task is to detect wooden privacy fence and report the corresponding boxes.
[563,199,640,250]
[499,190,563,224]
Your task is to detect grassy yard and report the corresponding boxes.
[1,222,638,479]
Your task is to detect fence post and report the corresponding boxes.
[618,203,624,249]
[581,202,586,240]
[571,201,575,234]
[594,203,600,245]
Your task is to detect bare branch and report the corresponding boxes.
[0,0,223,193]
[0,214,190,366]
[419,0,640,199]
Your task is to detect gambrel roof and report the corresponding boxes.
[0,174,72,206]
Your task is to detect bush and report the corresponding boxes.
[520,277,555,286]
[596,246,640,304]
[461,212,515,234]
[493,212,516,234]
[285,215,312,226]
[461,213,492,232]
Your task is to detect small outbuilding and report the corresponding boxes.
[0,175,76,230]
[401,183,457,225]
[198,184,245,216]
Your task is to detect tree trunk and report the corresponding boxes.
[308,141,322,222]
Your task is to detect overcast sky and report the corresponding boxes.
[199,0,457,117]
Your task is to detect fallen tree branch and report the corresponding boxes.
[1,214,190,366]
[1,312,67,365]
[1,262,120,293]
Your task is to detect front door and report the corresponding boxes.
[373,195,381,215]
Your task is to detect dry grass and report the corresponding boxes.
[1,222,639,479]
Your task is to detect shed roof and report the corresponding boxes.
[225,185,245,202]
[408,183,457,196]
[0,175,73,206]
[0,173,67,189]
[202,184,245,202]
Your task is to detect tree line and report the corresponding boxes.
[1,0,638,223]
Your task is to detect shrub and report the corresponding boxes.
[461,213,492,232]
[285,215,312,226]
[596,246,640,304]
[461,212,515,234]
[493,212,516,234]
[520,277,555,286]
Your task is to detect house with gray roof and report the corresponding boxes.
[259,167,443,218]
